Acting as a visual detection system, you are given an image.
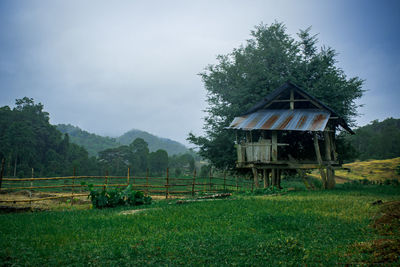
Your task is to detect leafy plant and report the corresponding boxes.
[87,184,151,209]
[240,186,288,196]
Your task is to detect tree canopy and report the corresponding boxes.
[0,97,99,177]
[189,22,364,169]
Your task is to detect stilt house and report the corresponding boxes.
[226,81,354,189]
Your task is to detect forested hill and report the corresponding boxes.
[57,125,189,156]
[117,129,189,156]
[347,118,400,160]
[56,124,120,156]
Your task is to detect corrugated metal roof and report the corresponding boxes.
[228,109,330,131]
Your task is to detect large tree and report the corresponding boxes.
[189,22,364,169]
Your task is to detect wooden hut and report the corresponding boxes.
[226,81,354,189]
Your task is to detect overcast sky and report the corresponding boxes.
[1,0,399,146]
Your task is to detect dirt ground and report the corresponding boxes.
[353,201,400,264]
[0,190,177,212]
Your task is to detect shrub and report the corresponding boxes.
[241,186,288,196]
[87,184,151,209]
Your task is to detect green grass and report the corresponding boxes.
[1,186,399,266]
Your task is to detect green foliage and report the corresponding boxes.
[396,164,400,175]
[0,98,99,177]
[87,184,151,209]
[199,164,211,178]
[242,186,288,195]
[169,153,195,176]
[148,149,169,175]
[189,22,364,169]
[345,118,400,160]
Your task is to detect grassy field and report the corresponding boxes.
[309,157,400,183]
[1,183,399,266]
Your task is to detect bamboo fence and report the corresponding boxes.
[0,168,254,203]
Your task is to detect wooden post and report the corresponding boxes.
[277,169,282,189]
[192,169,196,197]
[0,158,4,190]
[236,176,238,191]
[330,131,338,162]
[263,169,270,188]
[209,168,212,191]
[127,167,130,185]
[252,168,259,188]
[271,169,276,186]
[165,168,169,199]
[271,131,278,161]
[71,167,76,206]
[324,130,335,189]
[146,168,149,196]
[313,132,327,189]
[30,168,34,206]
[290,89,294,110]
[223,172,226,191]
[13,155,17,177]
[104,170,108,190]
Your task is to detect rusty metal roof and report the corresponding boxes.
[227,109,331,131]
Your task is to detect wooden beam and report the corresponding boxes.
[290,89,294,110]
[313,132,328,189]
[271,131,278,161]
[295,90,324,110]
[270,99,310,103]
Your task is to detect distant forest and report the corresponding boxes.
[0,98,196,178]
[345,118,400,161]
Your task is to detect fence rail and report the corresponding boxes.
[0,168,254,203]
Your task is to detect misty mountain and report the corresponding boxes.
[117,129,189,156]
[57,124,189,156]
[57,124,120,156]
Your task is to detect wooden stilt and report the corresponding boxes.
[277,169,282,189]
[252,168,259,188]
[313,132,327,189]
[271,169,276,186]
[324,130,335,189]
[263,169,269,188]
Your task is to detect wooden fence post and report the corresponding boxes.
[192,169,196,197]
[30,168,34,206]
[104,170,108,190]
[236,176,238,191]
[127,167,130,185]
[0,158,5,190]
[146,168,149,196]
[209,168,212,191]
[71,167,76,206]
[165,168,169,199]
[132,168,135,186]
[223,172,226,191]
